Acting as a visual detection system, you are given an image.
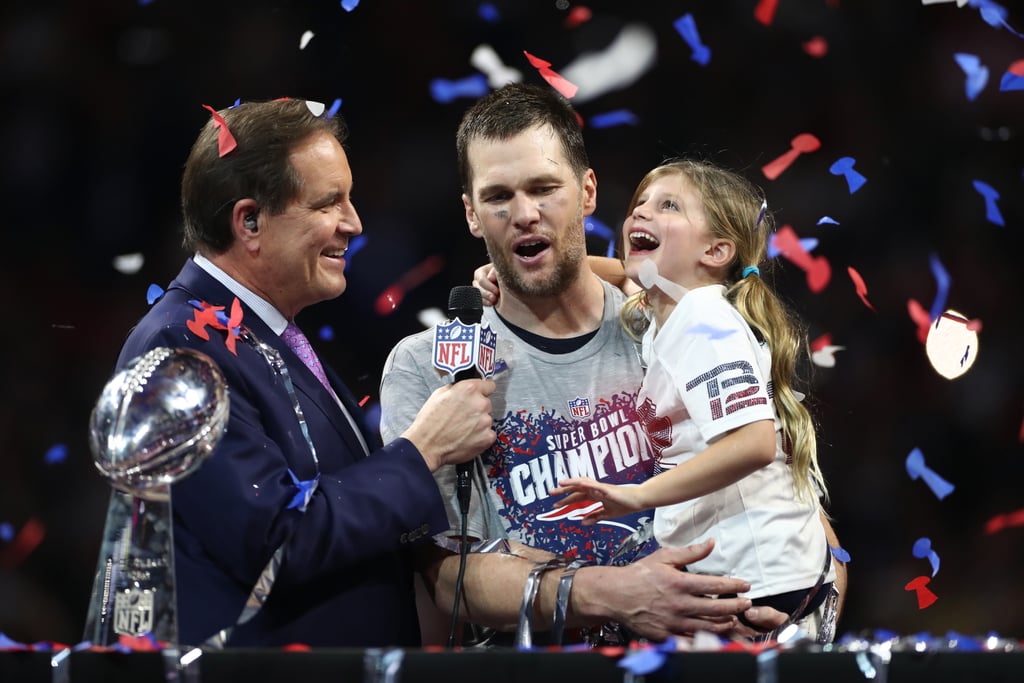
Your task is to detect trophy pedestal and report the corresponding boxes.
[83,487,178,646]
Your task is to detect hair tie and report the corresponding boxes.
[742,265,760,279]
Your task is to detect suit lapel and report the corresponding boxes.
[170,261,371,459]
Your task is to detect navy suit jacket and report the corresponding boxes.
[115,259,448,647]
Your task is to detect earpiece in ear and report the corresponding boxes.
[244,213,258,231]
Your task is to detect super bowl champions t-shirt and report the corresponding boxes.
[380,280,654,566]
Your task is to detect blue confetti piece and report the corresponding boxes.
[146,283,165,305]
[830,545,851,563]
[478,2,499,23]
[346,234,367,261]
[912,537,941,577]
[817,216,840,226]
[326,98,343,118]
[589,109,638,129]
[999,69,1024,91]
[673,14,711,66]
[768,233,818,258]
[231,98,241,108]
[584,217,614,241]
[618,649,668,676]
[905,447,955,500]
[318,325,335,341]
[363,401,381,432]
[972,179,1005,226]
[0,523,13,543]
[968,0,1024,36]
[585,217,617,258]
[927,253,951,322]
[829,156,867,193]
[44,444,68,465]
[286,469,320,512]
[340,0,359,11]
[430,73,489,104]
[954,53,989,101]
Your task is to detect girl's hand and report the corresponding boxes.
[550,477,647,524]
[472,263,499,306]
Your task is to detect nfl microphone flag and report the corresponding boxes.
[432,318,496,379]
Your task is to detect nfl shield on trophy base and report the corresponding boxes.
[83,347,228,647]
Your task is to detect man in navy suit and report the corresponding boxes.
[115,98,496,647]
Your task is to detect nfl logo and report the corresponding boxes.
[113,587,154,636]
[568,396,591,418]
[433,319,479,377]
[477,324,497,378]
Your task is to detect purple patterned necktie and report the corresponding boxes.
[281,322,333,393]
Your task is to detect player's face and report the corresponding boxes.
[462,124,596,299]
[254,131,362,319]
[622,173,716,291]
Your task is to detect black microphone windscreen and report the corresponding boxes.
[448,286,483,325]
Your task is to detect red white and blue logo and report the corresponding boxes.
[568,396,591,418]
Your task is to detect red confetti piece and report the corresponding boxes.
[224,297,244,356]
[1009,59,1024,77]
[985,507,1024,534]
[564,6,592,28]
[907,298,931,344]
[523,51,579,99]
[772,225,832,292]
[847,266,876,312]
[802,36,828,58]
[281,643,312,652]
[201,104,238,157]
[0,517,45,569]
[374,255,445,316]
[187,303,224,341]
[904,575,938,609]
[761,133,821,181]
[754,0,779,26]
[358,395,370,407]
[810,332,832,352]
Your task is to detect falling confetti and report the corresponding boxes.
[999,59,1024,90]
[340,0,360,11]
[817,216,840,226]
[430,74,490,103]
[803,36,829,58]
[44,444,68,465]
[847,266,877,312]
[471,44,522,88]
[829,157,868,193]
[375,255,445,316]
[905,447,955,500]
[985,507,1024,534]
[299,30,314,50]
[972,179,1005,225]
[523,50,578,98]
[912,537,941,577]
[830,545,851,563]
[762,133,821,180]
[754,0,779,26]
[146,283,165,305]
[589,109,638,129]
[954,53,989,101]
[200,104,238,157]
[905,575,939,609]
[112,253,144,275]
[673,14,711,66]
[772,225,831,293]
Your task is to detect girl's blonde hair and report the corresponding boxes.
[621,159,827,503]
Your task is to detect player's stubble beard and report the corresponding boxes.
[486,196,587,299]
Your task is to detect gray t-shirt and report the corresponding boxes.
[380,280,654,565]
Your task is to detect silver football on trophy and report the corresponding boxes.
[89,347,229,499]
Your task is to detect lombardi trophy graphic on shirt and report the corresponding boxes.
[83,347,228,646]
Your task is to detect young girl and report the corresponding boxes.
[552,159,835,627]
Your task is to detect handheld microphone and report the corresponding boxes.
[446,286,484,514]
